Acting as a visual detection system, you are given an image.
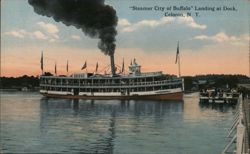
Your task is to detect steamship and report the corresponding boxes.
[39,55,184,100]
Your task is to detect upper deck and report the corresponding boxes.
[40,71,166,80]
[39,71,183,91]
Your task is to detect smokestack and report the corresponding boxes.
[110,54,116,76]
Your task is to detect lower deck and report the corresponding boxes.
[41,90,183,101]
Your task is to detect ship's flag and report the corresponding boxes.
[133,58,136,65]
[66,60,69,72]
[81,61,87,70]
[121,58,124,73]
[175,42,179,64]
[95,62,98,72]
[40,51,43,71]
[55,62,57,75]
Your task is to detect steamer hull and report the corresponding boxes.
[39,71,184,101]
[40,89,183,101]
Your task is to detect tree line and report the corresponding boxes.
[0,75,39,90]
[0,74,249,91]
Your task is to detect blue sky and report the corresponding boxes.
[1,0,249,76]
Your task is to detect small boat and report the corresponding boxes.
[199,89,239,104]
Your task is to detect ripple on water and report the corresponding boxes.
[0,92,236,154]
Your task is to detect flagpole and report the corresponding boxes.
[122,58,125,75]
[66,60,68,77]
[176,41,181,77]
[55,61,57,76]
[178,51,181,77]
[41,50,44,75]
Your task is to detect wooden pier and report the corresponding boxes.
[199,90,240,104]
[222,95,250,154]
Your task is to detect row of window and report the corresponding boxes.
[40,80,181,86]
[41,84,182,92]
[40,76,177,84]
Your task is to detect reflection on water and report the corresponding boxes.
[39,98,184,153]
[1,92,235,154]
[182,93,236,122]
[199,102,236,112]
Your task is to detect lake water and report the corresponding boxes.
[0,92,236,154]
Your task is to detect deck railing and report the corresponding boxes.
[222,95,249,154]
[40,79,182,88]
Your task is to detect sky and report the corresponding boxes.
[1,0,249,77]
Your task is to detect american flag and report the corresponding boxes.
[81,61,87,70]
[40,51,43,71]
[175,42,179,64]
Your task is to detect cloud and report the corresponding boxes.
[37,22,59,34]
[4,29,48,41]
[118,19,131,27]
[4,29,27,38]
[71,35,81,40]
[33,31,47,40]
[49,39,56,42]
[4,21,61,42]
[193,32,248,43]
[37,22,60,40]
[53,34,59,39]
[180,17,207,29]
[118,17,206,32]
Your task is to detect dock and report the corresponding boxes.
[222,94,250,154]
[200,89,240,104]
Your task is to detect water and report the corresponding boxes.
[0,92,236,154]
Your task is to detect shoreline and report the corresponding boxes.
[0,89,39,92]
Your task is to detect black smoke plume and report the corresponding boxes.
[28,0,118,56]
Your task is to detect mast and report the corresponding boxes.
[55,61,57,76]
[66,60,68,76]
[176,42,181,77]
[41,50,44,75]
[178,47,181,77]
